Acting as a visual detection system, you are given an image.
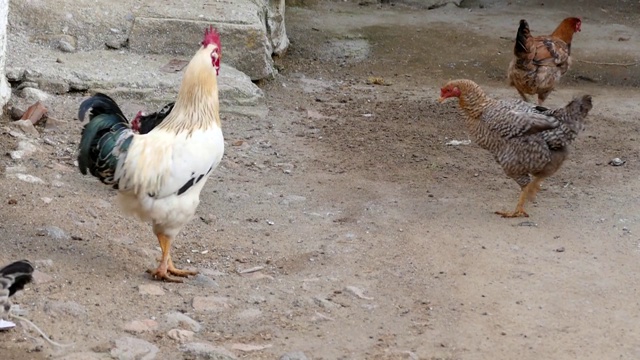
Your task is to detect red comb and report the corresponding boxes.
[201,25,221,49]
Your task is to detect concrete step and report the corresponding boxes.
[6,33,266,117]
[8,0,288,80]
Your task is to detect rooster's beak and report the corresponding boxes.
[437,97,446,103]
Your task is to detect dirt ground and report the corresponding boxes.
[2,1,640,359]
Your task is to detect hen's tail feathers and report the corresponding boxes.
[0,260,34,298]
[77,94,134,188]
[542,95,592,149]
[78,93,126,123]
[514,19,531,58]
[137,102,175,135]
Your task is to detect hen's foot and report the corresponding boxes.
[147,267,184,283]
[167,258,198,278]
[494,209,529,218]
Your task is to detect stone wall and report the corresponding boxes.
[0,0,11,108]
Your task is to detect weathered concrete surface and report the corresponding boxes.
[0,0,11,107]
[129,0,283,80]
[6,33,265,117]
[8,0,288,80]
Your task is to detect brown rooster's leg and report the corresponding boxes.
[147,233,183,283]
[495,184,531,218]
[167,256,198,278]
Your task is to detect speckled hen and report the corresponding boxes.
[438,79,592,218]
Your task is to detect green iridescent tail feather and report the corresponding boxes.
[77,93,134,188]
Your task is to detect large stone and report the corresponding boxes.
[6,40,266,117]
[9,0,287,80]
[129,0,285,80]
[0,0,10,107]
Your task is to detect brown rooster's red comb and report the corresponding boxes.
[201,25,221,50]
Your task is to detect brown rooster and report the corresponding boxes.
[438,79,592,218]
[508,17,582,104]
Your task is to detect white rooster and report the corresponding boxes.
[77,26,224,282]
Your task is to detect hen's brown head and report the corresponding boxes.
[566,17,582,33]
[201,26,222,75]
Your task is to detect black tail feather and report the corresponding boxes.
[0,260,34,297]
[78,93,126,123]
[514,19,531,58]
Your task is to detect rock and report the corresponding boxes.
[41,197,53,204]
[236,308,262,320]
[138,284,165,296]
[21,87,49,102]
[9,106,25,120]
[0,1,8,108]
[124,319,158,334]
[58,40,76,53]
[129,0,288,80]
[13,173,45,184]
[36,226,69,240]
[192,296,233,312]
[36,78,69,94]
[10,120,40,137]
[44,300,87,318]
[218,64,265,109]
[10,140,38,159]
[70,82,90,91]
[57,352,111,360]
[44,116,67,131]
[312,295,337,309]
[105,39,124,50]
[164,312,202,332]
[390,0,462,9]
[110,336,159,360]
[279,351,310,360]
[231,343,273,352]
[16,81,39,91]
[192,274,219,288]
[179,342,237,360]
[609,158,625,166]
[34,259,54,268]
[167,328,194,343]
[51,180,65,188]
[13,173,45,183]
[263,0,289,56]
[32,270,54,284]
[5,165,27,174]
[280,195,307,205]
[344,286,374,300]
[6,68,25,82]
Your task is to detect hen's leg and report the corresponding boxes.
[516,89,529,102]
[526,176,545,202]
[537,90,551,105]
[147,233,183,283]
[495,184,531,218]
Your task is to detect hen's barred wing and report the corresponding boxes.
[483,102,560,139]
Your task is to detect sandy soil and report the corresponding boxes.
[2,1,640,359]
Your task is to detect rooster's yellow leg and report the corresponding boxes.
[495,184,531,218]
[147,233,183,283]
[167,256,198,278]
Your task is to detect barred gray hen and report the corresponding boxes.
[438,79,592,217]
[0,260,34,319]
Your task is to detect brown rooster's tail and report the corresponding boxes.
[514,19,531,58]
